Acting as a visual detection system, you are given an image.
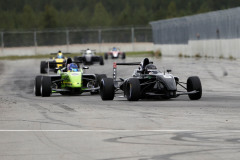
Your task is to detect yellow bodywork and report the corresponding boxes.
[55,58,64,68]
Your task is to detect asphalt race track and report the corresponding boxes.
[0,56,240,160]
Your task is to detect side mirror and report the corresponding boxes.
[167,69,172,73]
[83,66,89,69]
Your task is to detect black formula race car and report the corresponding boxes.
[74,49,104,66]
[40,51,68,74]
[100,58,202,101]
[104,47,126,59]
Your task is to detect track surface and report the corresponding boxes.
[0,57,240,160]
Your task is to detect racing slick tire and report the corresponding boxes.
[187,76,202,100]
[126,78,140,101]
[122,52,126,59]
[40,61,47,74]
[41,76,52,97]
[99,56,104,65]
[34,76,42,96]
[100,78,115,100]
[104,53,108,59]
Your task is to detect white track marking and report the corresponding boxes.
[0,130,240,132]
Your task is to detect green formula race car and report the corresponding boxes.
[34,59,106,97]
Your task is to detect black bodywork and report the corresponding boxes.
[100,58,202,101]
[40,52,70,74]
[120,74,178,99]
[40,60,66,74]
[74,49,104,65]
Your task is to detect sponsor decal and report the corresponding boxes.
[71,73,79,76]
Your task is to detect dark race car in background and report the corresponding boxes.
[100,58,202,101]
[40,51,68,74]
[74,49,104,66]
[104,47,126,59]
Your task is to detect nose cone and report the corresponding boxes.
[158,75,177,91]
[69,73,81,88]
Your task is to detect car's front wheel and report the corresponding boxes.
[41,76,52,97]
[126,78,140,101]
[99,56,104,65]
[100,78,115,100]
[40,61,47,74]
[187,76,202,100]
[104,53,108,60]
[34,76,42,96]
[122,52,126,59]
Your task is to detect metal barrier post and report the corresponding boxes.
[34,31,37,55]
[98,29,102,52]
[1,32,4,48]
[66,29,69,52]
[98,29,102,43]
[1,32,3,55]
[131,27,135,51]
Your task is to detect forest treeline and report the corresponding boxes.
[1,0,240,30]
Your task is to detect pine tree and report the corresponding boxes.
[42,5,58,29]
[91,2,111,27]
[134,5,148,25]
[20,5,36,29]
[117,3,132,26]
[167,1,177,18]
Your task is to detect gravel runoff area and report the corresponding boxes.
[0,56,240,160]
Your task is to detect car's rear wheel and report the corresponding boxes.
[40,61,47,74]
[126,78,140,101]
[104,53,108,59]
[34,76,42,96]
[41,76,52,97]
[99,56,104,65]
[187,76,202,100]
[122,52,126,59]
[100,78,115,100]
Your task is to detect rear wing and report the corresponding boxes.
[81,49,96,53]
[50,52,71,55]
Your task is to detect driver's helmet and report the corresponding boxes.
[67,63,79,72]
[57,51,63,59]
[113,47,117,51]
[144,64,157,74]
[86,49,92,55]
